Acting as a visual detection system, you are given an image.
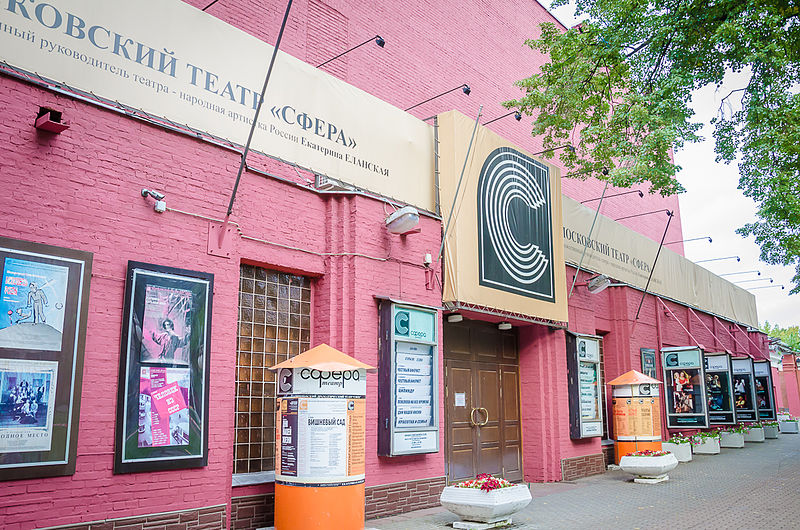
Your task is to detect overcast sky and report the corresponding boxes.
[549,3,797,329]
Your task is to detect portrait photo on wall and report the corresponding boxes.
[706,373,731,412]
[0,237,92,481]
[114,262,213,474]
[733,376,753,410]
[669,369,700,414]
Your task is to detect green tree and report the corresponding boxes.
[761,321,800,351]
[507,0,800,292]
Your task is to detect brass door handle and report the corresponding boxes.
[478,407,489,426]
[469,408,479,427]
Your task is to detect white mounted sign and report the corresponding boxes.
[0,0,435,210]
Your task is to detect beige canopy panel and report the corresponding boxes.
[437,111,568,323]
[562,197,758,327]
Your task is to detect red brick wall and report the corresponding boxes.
[42,506,226,530]
[364,476,447,520]
[560,453,605,481]
[230,495,274,530]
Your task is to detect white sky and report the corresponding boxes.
[549,3,798,329]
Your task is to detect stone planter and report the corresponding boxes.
[764,425,779,439]
[692,437,720,455]
[440,484,532,527]
[619,454,679,484]
[779,420,799,434]
[720,431,745,448]
[662,442,692,462]
[744,427,765,442]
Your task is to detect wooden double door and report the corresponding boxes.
[444,320,523,483]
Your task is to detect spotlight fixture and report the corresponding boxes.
[34,107,70,133]
[482,110,522,126]
[498,322,512,331]
[141,188,167,213]
[719,270,761,277]
[614,209,672,222]
[665,236,712,245]
[385,205,420,234]
[573,274,613,294]
[735,277,774,284]
[317,34,386,68]
[404,84,471,112]
[695,255,741,264]
[446,314,463,323]
[748,284,785,291]
[581,189,644,204]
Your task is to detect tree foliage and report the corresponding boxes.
[507,0,800,292]
[761,321,800,351]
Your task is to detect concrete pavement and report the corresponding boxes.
[367,434,800,529]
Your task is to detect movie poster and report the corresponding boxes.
[734,376,753,410]
[0,258,69,352]
[670,369,698,413]
[706,372,731,412]
[139,285,193,365]
[0,358,57,453]
[138,367,190,448]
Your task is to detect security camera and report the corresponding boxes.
[141,188,165,201]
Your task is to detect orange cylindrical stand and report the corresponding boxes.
[614,440,663,464]
[275,483,365,530]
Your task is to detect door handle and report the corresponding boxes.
[469,408,479,427]
[478,407,489,426]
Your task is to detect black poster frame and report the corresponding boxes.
[661,346,709,429]
[0,237,92,481]
[731,357,758,423]
[703,353,736,425]
[753,360,777,421]
[113,261,213,474]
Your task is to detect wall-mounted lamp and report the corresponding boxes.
[614,209,673,222]
[695,255,741,264]
[573,274,613,294]
[720,270,761,277]
[531,144,575,157]
[447,314,463,323]
[317,35,385,68]
[664,236,712,245]
[735,277,774,284]
[405,84,470,112]
[581,189,644,204]
[482,110,522,126]
[385,205,419,234]
[35,107,70,133]
[141,188,166,213]
[498,322,512,331]
[748,284,785,291]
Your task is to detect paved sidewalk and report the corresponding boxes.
[367,434,800,529]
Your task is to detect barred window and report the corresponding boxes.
[234,265,311,475]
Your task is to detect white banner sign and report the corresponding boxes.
[0,0,435,210]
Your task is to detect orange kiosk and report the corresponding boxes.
[269,344,375,530]
[607,370,663,464]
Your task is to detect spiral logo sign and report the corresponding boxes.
[478,147,554,301]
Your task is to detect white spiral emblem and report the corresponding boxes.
[479,148,550,286]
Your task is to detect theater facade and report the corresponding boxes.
[0,1,776,529]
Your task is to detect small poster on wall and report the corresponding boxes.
[114,262,213,474]
[0,237,92,482]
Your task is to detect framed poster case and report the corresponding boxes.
[566,333,604,439]
[0,237,92,481]
[703,353,736,425]
[640,348,657,379]
[731,357,758,422]
[662,346,709,429]
[377,300,439,456]
[753,360,777,421]
[114,261,213,474]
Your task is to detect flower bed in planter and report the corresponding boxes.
[743,423,765,443]
[619,450,678,484]
[779,419,799,434]
[663,433,692,462]
[692,430,720,455]
[440,474,532,527]
[720,426,748,448]
[763,421,779,439]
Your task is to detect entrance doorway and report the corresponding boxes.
[444,319,522,483]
